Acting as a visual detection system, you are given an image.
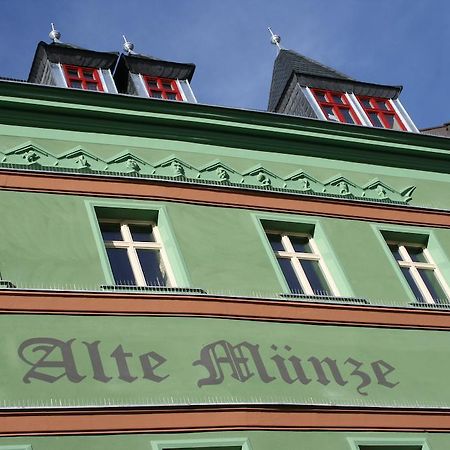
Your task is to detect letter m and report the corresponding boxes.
[193,340,275,387]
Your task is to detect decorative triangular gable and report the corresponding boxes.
[106,151,155,175]
[2,142,58,167]
[284,170,324,193]
[362,179,415,203]
[242,164,285,188]
[153,156,199,178]
[57,147,107,171]
[323,175,364,197]
[198,160,243,184]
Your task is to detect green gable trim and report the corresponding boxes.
[0,154,417,206]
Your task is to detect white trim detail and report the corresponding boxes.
[347,92,371,126]
[97,69,109,93]
[100,219,176,287]
[391,98,419,132]
[267,230,340,296]
[57,63,68,87]
[387,241,450,304]
[302,86,327,120]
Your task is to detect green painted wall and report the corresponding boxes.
[0,190,448,304]
[0,431,448,450]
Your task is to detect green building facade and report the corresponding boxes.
[0,38,449,450]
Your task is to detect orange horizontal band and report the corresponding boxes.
[2,406,450,435]
[0,170,448,227]
[1,290,450,330]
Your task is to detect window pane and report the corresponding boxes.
[315,92,327,102]
[368,112,383,127]
[67,69,79,77]
[290,235,312,253]
[339,107,356,124]
[100,222,123,241]
[323,106,337,120]
[162,82,173,90]
[267,233,284,251]
[151,91,162,99]
[83,71,95,80]
[360,98,372,108]
[137,249,168,286]
[147,79,158,88]
[331,94,344,104]
[167,93,177,100]
[300,259,330,295]
[106,248,135,285]
[388,243,403,261]
[277,258,303,293]
[86,82,98,91]
[375,100,389,110]
[401,267,424,302]
[418,269,448,303]
[405,246,427,263]
[70,80,82,89]
[383,114,395,129]
[129,224,156,242]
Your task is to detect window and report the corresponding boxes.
[99,220,174,287]
[357,96,406,130]
[311,89,361,124]
[359,446,422,450]
[143,76,182,100]
[387,241,449,304]
[62,64,104,91]
[266,231,338,295]
[151,438,251,450]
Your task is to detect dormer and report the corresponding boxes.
[114,53,196,103]
[268,49,418,132]
[28,41,119,93]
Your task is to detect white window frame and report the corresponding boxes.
[100,219,176,287]
[267,230,340,296]
[304,88,416,131]
[388,240,450,304]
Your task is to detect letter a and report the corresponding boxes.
[18,337,85,383]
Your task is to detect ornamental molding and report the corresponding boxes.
[0,143,416,205]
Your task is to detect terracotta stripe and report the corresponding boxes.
[1,290,450,330]
[2,407,450,435]
[0,171,448,227]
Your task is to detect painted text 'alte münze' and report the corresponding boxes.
[18,338,399,396]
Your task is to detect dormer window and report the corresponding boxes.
[311,89,361,125]
[357,96,407,130]
[62,64,104,92]
[143,76,182,101]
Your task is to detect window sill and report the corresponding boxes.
[279,293,369,305]
[100,285,206,295]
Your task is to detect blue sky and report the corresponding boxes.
[0,0,448,129]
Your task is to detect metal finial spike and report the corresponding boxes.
[268,27,282,52]
[49,23,61,43]
[122,34,135,54]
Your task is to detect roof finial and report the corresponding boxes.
[49,23,61,43]
[122,35,136,55]
[268,27,282,53]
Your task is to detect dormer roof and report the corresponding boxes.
[28,41,118,84]
[268,49,402,113]
[114,52,195,95]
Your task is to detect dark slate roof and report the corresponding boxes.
[28,41,119,83]
[114,53,195,93]
[268,49,402,112]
